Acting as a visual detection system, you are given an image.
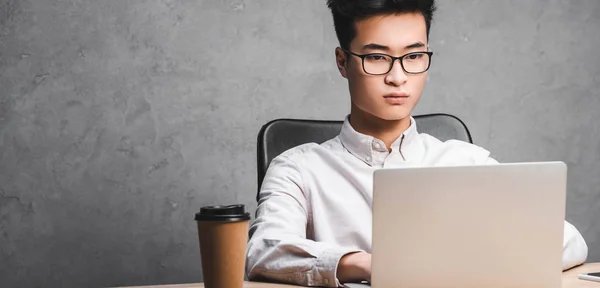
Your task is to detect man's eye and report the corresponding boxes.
[366,55,387,61]
[406,54,424,60]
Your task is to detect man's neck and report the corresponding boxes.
[349,105,411,151]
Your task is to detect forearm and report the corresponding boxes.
[247,193,360,287]
[247,230,361,287]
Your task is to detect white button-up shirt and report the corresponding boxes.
[246,116,588,287]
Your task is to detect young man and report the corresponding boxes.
[246,0,588,286]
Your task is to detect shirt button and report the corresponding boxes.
[373,142,380,149]
[366,156,372,162]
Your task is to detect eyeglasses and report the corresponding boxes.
[344,50,433,75]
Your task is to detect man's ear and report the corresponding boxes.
[335,47,348,79]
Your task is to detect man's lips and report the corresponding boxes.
[383,92,409,104]
[384,92,409,98]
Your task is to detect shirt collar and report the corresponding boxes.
[339,114,419,165]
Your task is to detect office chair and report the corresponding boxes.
[256,113,473,201]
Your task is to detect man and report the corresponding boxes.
[246,0,588,286]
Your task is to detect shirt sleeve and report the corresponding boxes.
[246,152,361,287]
[562,220,588,270]
[484,156,499,165]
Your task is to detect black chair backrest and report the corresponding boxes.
[256,113,472,201]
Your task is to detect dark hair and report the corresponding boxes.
[327,0,437,49]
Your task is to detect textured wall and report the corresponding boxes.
[1,0,599,287]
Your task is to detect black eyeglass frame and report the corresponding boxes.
[343,49,434,75]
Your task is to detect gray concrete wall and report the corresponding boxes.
[1,0,598,287]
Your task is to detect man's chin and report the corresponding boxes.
[351,103,414,122]
[373,110,412,122]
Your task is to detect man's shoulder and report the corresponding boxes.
[273,137,342,164]
[418,133,493,162]
[419,133,485,149]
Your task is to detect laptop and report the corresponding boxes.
[360,162,567,288]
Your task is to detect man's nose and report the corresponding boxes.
[385,59,408,86]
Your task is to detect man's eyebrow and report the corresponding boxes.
[362,41,426,51]
[362,43,390,51]
[405,41,426,49]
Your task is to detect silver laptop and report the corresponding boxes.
[367,162,567,288]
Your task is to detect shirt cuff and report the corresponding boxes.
[315,248,363,287]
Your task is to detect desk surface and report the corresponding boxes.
[122,263,600,288]
[562,263,600,288]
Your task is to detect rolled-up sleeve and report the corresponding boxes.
[246,153,359,287]
[562,220,588,270]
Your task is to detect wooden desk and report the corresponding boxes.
[122,263,600,288]
[119,282,297,288]
[562,263,600,287]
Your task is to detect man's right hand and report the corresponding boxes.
[337,251,372,284]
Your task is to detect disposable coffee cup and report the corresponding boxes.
[195,204,251,288]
